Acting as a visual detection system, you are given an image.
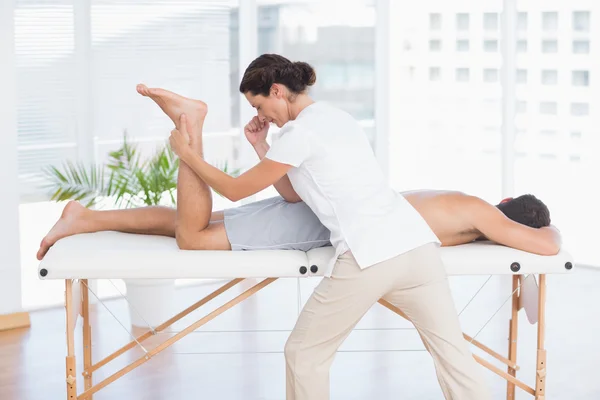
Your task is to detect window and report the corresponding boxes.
[483,13,498,31]
[573,11,590,32]
[15,2,78,199]
[512,7,598,266]
[430,13,442,30]
[259,1,376,123]
[483,68,498,83]
[456,39,469,52]
[542,40,558,53]
[571,103,589,116]
[542,11,558,31]
[455,68,470,82]
[17,0,240,308]
[456,13,469,31]
[429,67,441,81]
[572,70,589,87]
[429,39,442,51]
[320,63,349,90]
[517,12,528,31]
[516,69,528,84]
[391,7,502,204]
[573,40,590,54]
[405,66,416,81]
[571,131,582,139]
[517,40,527,53]
[539,102,557,115]
[484,40,498,52]
[517,101,527,114]
[347,63,375,90]
[541,70,558,85]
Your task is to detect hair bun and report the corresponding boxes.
[293,61,316,86]
[240,54,316,95]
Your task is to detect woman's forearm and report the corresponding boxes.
[182,151,238,200]
[252,141,302,203]
[180,148,292,203]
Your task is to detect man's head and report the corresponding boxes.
[496,194,551,228]
[239,54,316,128]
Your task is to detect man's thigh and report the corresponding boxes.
[179,221,231,250]
[224,197,330,251]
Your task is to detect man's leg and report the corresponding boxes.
[136,84,215,249]
[381,243,491,399]
[37,84,231,259]
[37,201,229,259]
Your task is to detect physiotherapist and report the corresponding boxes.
[168,53,491,400]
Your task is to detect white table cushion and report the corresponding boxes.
[38,231,574,280]
[308,241,574,275]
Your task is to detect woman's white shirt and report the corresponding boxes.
[265,102,440,276]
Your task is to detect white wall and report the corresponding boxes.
[0,0,23,314]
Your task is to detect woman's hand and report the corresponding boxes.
[169,114,193,161]
[244,116,269,146]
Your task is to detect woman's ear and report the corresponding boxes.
[271,84,283,99]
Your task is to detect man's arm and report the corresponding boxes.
[467,197,562,255]
[252,141,302,203]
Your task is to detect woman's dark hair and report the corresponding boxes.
[496,194,551,228]
[239,54,316,96]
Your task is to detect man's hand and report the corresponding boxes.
[244,116,269,146]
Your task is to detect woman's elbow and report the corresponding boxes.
[226,193,242,203]
[286,195,303,203]
[226,188,251,203]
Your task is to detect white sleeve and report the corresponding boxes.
[265,125,310,168]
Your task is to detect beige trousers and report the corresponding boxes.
[284,243,491,400]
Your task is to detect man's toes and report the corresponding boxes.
[136,84,149,96]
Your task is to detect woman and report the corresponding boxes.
[168,54,491,400]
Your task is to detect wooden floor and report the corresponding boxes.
[2,269,599,400]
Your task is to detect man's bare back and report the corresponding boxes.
[402,190,482,246]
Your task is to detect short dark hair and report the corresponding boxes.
[239,54,316,96]
[496,194,551,228]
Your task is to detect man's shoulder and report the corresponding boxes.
[458,194,493,211]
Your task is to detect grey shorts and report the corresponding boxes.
[223,196,331,251]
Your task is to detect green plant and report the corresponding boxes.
[43,133,240,208]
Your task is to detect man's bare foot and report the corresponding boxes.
[37,201,92,260]
[136,84,208,130]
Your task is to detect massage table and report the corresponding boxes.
[38,231,574,400]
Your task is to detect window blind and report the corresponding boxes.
[14,0,235,201]
[91,0,233,165]
[15,0,78,200]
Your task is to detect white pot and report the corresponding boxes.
[124,279,176,328]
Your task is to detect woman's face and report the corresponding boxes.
[244,84,290,128]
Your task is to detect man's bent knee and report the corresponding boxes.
[175,228,209,250]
